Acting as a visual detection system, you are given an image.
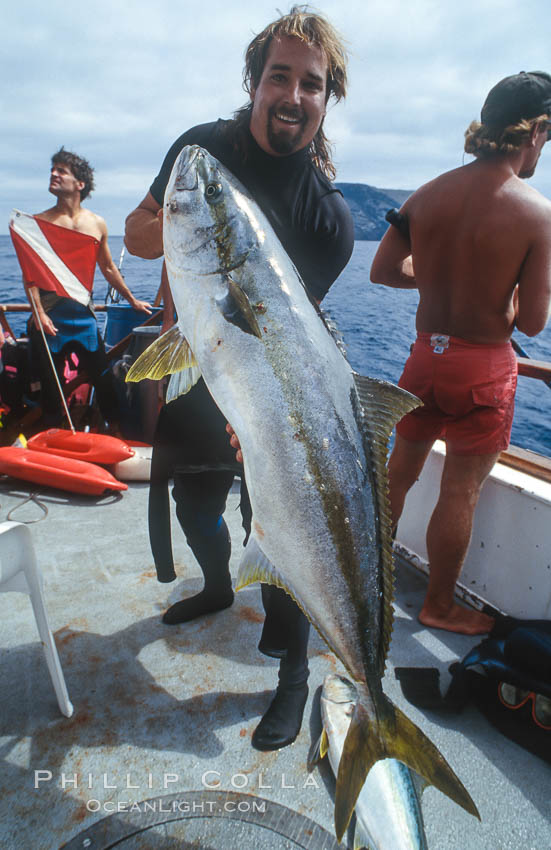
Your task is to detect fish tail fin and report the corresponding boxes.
[334,699,384,841]
[334,692,479,842]
[125,325,198,382]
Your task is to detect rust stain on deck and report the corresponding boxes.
[239,606,264,624]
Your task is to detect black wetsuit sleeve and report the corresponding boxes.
[299,190,355,302]
[150,133,191,206]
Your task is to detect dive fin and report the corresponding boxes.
[334,693,479,842]
[166,364,203,401]
[126,325,197,382]
[216,277,262,338]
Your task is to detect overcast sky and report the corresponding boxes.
[3,0,550,233]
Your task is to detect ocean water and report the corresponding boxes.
[0,236,549,456]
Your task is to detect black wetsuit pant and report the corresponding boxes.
[170,468,310,688]
[29,326,119,426]
[149,386,309,687]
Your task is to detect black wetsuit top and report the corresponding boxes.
[150,119,354,301]
[151,119,354,470]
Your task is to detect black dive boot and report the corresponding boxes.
[251,678,309,751]
[252,608,310,750]
[163,520,234,624]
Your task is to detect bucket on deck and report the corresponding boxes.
[131,326,163,443]
[110,325,163,443]
[104,304,149,347]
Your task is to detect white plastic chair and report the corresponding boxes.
[0,520,73,717]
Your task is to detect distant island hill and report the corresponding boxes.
[335,183,413,241]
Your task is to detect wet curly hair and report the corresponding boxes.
[231,5,348,180]
[464,113,549,158]
[51,147,95,200]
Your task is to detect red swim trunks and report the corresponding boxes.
[396,333,518,455]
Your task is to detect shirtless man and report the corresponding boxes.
[32,149,151,334]
[14,148,151,428]
[370,71,551,635]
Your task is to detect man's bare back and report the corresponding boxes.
[371,108,551,346]
[404,156,551,342]
[370,70,551,635]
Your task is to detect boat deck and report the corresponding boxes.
[0,478,548,849]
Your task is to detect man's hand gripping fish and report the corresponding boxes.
[127,145,480,842]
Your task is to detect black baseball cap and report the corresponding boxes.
[481,71,551,129]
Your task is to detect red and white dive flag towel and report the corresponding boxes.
[9,209,98,306]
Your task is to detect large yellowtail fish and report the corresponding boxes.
[128,145,480,842]
[309,673,429,849]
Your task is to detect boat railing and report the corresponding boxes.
[0,303,549,480]
[0,303,164,358]
[0,303,165,430]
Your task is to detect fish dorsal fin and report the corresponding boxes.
[353,373,420,435]
[353,373,421,676]
[166,365,203,402]
[216,276,262,338]
[125,325,197,382]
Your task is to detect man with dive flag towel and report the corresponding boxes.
[371,71,551,636]
[9,148,151,431]
[125,7,353,750]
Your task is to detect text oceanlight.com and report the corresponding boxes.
[85,799,267,815]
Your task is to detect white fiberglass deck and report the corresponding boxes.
[0,477,548,849]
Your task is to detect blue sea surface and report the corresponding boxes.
[0,236,549,456]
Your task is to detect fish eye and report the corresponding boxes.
[205,182,223,203]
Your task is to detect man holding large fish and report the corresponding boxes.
[125,7,354,752]
[125,6,481,842]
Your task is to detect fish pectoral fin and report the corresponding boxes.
[334,692,480,843]
[306,728,329,772]
[353,823,372,850]
[412,770,430,798]
[165,365,203,401]
[126,326,198,382]
[235,536,283,590]
[216,276,262,338]
[319,727,329,759]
